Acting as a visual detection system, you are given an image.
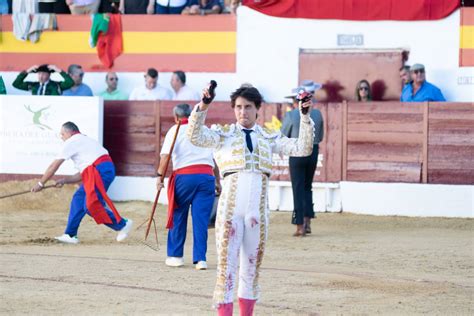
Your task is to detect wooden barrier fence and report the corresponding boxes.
[104,101,473,185]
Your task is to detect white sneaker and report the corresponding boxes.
[195,261,207,270]
[116,219,133,242]
[165,257,184,267]
[55,234,79,244]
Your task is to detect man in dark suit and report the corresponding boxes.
[281,80,324,236]
[12,64,74,96]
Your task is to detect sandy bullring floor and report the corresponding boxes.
[0,180,473,315]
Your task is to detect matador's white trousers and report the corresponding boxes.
[213,171,269,307]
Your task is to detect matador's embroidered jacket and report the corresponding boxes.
[186,107,315,175]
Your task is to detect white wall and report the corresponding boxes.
[340,182,474,218]
[107,176,473,218]
[2,7,472,102]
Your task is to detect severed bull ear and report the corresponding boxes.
[202,80,217,104]
[296,89,312,115]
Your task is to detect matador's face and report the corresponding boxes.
[234,96,258,129]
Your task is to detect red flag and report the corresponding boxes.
[242,0,460,21]
[96,14,123,68]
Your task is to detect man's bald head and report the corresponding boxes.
[106,72,119,91]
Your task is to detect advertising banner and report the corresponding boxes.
[0,96,103,175]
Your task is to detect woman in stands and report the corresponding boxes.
[355,79,372,102]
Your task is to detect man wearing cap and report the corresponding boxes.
[129,68,173,101]
[12,64,74,96]
[31,121,133,244]
[400,64,446,102]
[281,80,324,237]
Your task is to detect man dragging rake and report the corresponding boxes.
[31,121,133,244]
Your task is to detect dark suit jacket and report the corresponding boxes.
[12,71,74,96]
[281,108,324,144]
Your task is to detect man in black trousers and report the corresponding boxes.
[281,80,324,236]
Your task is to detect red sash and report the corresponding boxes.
[81,155,122,225]
[166,164,213,229]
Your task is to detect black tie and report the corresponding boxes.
[243,129,253,153]
[38,84,44,95]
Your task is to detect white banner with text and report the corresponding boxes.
[0,96,103,175]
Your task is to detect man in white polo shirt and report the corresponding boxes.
[156,103,220,270]
[129,68,173,101]
[31,121,133,244]
[170,70,200,101]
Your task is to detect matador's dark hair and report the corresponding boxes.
[230,86,263,110]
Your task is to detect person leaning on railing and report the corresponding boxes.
[181,0,222,15]
[400,63,446,102]
[12,64,74,96]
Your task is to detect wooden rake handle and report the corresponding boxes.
[144,120,182,240]
[0,185,56,199]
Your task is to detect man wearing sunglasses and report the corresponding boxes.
[99,72,128,100]
[400,63,446,102]
[62,64,93,97]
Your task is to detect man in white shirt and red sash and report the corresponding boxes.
[157,103,220,270]
[31,122,133,244]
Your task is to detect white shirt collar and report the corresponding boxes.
[237,123,257,132]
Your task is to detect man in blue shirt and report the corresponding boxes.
[62,64,93,97]
[400,63,446,102]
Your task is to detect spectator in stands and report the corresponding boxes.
[119,0,154,14]
[399,65,411,88]
[62,64,93,96]
[281,80,324,237]
[99,0,120,13]
[0,0,9,14]
[182,0,222,15]
[66,0,100,14]
[0,76,6,94]
[99,72,128,100]
[155,0,186,14]
[355,79,372,102]
[38,0,71,13]
[170,70,199,101]
[229,0,240,13]
[400,63,446,102]
[129,68,173,100]
[12,64,74,96]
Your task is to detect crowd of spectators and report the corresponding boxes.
[6,63,202,101]
[353,63,445,103]
[3,60,447,103]
[1,0,241,15]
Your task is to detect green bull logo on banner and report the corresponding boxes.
[24,105,52,130]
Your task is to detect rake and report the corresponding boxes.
[0,185,56,199]
[133,119,183,251]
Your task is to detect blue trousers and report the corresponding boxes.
[65,162,126,237]
[167,173,215,263]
